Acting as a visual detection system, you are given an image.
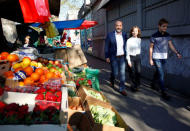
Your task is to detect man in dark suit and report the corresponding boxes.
[105,20,127,96]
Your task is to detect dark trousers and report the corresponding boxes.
[128,55,141,88]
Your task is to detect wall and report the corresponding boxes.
[80,0,190,96]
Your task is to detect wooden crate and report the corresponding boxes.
[83,100,130,131]
[77,85,110,105]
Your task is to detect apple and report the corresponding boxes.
[49,60,54,64]
[57,63,62,68]
[50,67,56,72]
[54,60,60,65]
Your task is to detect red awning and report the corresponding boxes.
[64,20,98,30]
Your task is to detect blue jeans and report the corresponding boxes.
[153,59,166,92]
[110,56,126,92]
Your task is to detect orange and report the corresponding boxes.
[24,77,34,85]
[7,54,18,62]
[19,82,24,87]
[45,72,54,80]
[4,71,14,78]
[14,67,23,73]
[35,68,44,75]
[1,52,9,60]
[31,72,40,81]
[39,75,46,83]
[24,66,33,76]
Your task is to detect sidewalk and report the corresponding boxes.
[85,53,190,131]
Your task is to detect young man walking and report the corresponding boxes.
[149,18,182,100]
[105,20,127,96]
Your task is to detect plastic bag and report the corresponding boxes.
[44,22,59,38]
[85,68,100,91]
[19,0,50,23]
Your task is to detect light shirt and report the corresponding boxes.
[23,44,29,47]
[115,31,124,56]
[126,37,141,64]
[150,31,172,59]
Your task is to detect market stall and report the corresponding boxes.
[0,1,131,130]
[0,52,130,130]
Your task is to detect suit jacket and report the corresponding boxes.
[105,31,127,60]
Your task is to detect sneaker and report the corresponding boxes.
[119,90,127,96]
[161,92,170,100]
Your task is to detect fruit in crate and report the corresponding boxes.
[39,75,47,83]
[37,62,43,68]
[7,54,19,62]
[35,68,44,75]
[0,87,4,96]
[22,57,31,68]
[31,73,40,82]
[49,60,54,64]
[30,61,38,67]
[19,82,24,87]
[24,66,34,76]
[0,52,9,60]
[54,60,60,66]
[4,71,14,78]
[12,63,21,70]
[14,67,23,73]
[49,67,56,73]
[45,72,54,79]
[24,77,34,85]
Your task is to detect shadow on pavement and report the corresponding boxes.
[85,53,190,131]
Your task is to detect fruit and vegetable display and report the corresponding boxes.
[90,105,117,126]
[0,101,59,124]
[83,88,106,102]
[0,50,128,130]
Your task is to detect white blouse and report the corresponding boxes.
[126,37,141,64]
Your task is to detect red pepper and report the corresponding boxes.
[0,88,4,96]
[56,97,62,102]
[35,93,44,100]
[49,88,56,93]
[55,91,62,97]
[35,88,46,94]
[45,92,57,101]
[0,101,6,109]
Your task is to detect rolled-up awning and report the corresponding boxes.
[31,19,98,30]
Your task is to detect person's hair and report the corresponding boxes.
[129,26,141,38]
[25,35,30,39]
[115,20,122,25]
[158,18,169,26]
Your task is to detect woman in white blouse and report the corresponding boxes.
[126,26,141,91]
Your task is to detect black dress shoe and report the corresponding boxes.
[161,92,170,100]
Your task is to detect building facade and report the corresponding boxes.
[78,0,190,96]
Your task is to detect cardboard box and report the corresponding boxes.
[0,60,10,76]
[83,100,130,131]
[67,44,87,69]
[77,86,110,105]
[5,78,19,89]
[55,48,68,63]
[68,96,84,111]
